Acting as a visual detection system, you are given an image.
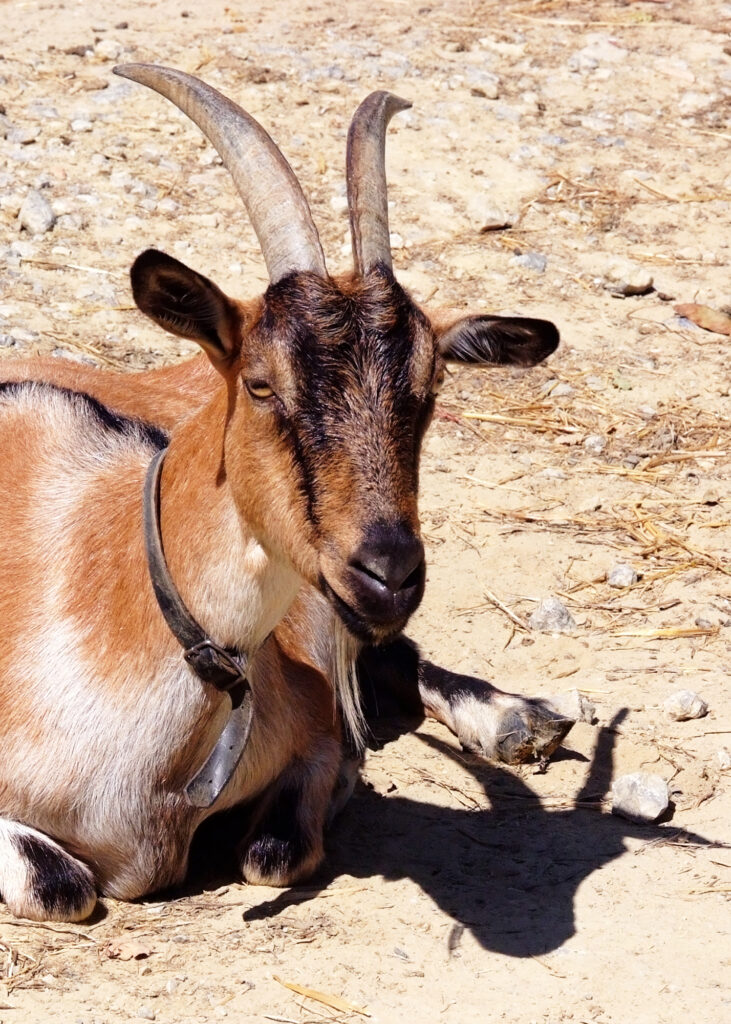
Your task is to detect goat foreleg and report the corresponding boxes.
[357,638,574,764]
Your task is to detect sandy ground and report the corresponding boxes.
[0,0,730,1021]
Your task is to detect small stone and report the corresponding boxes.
[512,251,547,273]
[612,772,669,823]
[137,1007,156,1022]
[528,596,576,634]
[95,38,124,61]
[607,563,638,588]
[717,747,730,771]
[602,257,654,297]
[476,73,500,99]
[663,690,708,722]
[18,190,56,234]
[7,125,40,145]
[70,118,94,132]
[546,688,596,724]
[538,467,568,480]
[551,381,575,398]
[694,613,714,629]
[467,196,515,232]
[638,404,657,420]
[583,433,606,455]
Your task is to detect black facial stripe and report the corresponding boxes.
[279,411,322,533]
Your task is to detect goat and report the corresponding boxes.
[0,65,571,922]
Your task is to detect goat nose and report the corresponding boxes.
[350,524,425,596]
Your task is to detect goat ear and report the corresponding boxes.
[130,249,241,369]
[437,315,559,367]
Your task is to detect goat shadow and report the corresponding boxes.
[190,710,719,957]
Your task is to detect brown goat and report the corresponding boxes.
[0,66,570,922]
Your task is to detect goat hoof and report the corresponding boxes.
[450,691,574,765]
[239,835,322,888]
[0,824,97,922]
[493,700,574,765]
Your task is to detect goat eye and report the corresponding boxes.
[246,380,275,400]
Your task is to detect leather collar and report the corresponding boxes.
[143,447,254,809]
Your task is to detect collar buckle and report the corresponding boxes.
[183,639,248,693]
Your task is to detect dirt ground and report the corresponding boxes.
[1,0,730,1021]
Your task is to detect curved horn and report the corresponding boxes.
[346,91,412,276]
[113,64,327,284]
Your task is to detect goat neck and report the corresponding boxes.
[156,384,302,655]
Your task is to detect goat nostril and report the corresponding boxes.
[400,564,423,591]
[351,560,388,588]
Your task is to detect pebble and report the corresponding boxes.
[18,190,56,234]
[638,404,657,420]
[71,118,94,133]
[466,195,515,232]
[6,125,40,145]
[607,563,638,589]
[470,74,500,100]
[717,748,730,771]
[95,38,124,61]
[611,772,669,823]
[583,433,606,455]
[602,257,654,297]
[136,1007,156,1022]
[546,688,596,724]
[512,252,547,273]
[663,690,708,722]
[528,596,576,634]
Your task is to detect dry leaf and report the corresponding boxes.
[104,938,156,961]
[674,303,731,336]
[272,974,370,1017]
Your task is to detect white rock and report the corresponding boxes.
[545,688,596,724]
[663,690,708,722]
[18,190,56,234]
[717,748,730,771]
[465,194,515,232]
[583,433,606,455]
[611,772,669,823]
[607,563,638,588]
[528,596,576,634]
[95,38,124,61]
[7,125,40,145]
[329,194,348,214]
[602,256,653,296]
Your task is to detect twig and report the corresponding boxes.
[482,588,531,631]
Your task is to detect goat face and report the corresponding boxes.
[132,251,439,643]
